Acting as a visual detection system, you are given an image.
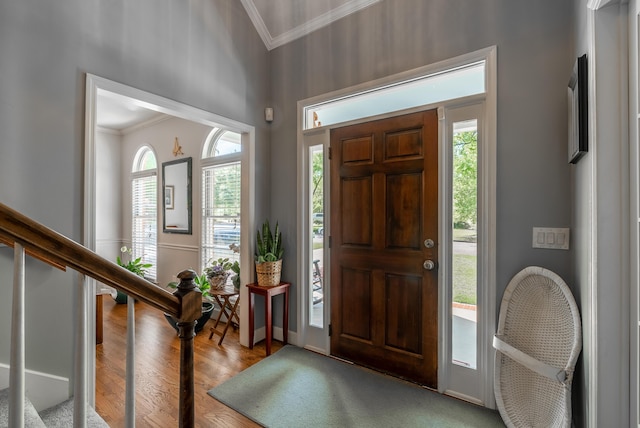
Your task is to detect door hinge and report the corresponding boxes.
[328,324,332,336]
[328,147,332,160]
[328,236,331,248]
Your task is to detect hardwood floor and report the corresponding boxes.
[96,296,283,427]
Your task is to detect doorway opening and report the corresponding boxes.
[84,74,256,405]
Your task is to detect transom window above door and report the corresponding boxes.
[303,61,485,130]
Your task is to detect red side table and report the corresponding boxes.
[246,282,291,356]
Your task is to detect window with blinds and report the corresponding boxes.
[131,147,157,281]
[202,130,242,272]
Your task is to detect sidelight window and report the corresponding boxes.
[451,119,478,370]
[309,144,324,327]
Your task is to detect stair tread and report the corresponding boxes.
[0,388,47,428]
[39,398,109,428]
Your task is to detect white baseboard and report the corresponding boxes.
[208,305,298,347]
[251,326,298,347]
[0,363,69,411]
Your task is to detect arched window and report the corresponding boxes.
[201,129,242,272]
[202,127,242,158]
[131,146,157,280]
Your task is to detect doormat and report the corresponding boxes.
[208,345,504,427]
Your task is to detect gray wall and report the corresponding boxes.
[270,0,574,330]
[0,0,270,381]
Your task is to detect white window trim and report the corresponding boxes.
[631,5,640,427]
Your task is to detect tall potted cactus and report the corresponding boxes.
[255,220,284,286]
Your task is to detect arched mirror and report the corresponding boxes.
[162,157,192,234]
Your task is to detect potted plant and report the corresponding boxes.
[114,246,152,304]
[229,242,241,290]
[230,260,240,289]
[255,220,284,287]
[204,257,233,290]
[166,271,215,334]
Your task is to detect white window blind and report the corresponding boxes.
[201,162,241,271]
[132,173,157,280]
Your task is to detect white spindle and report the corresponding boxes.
[73,274,87,427]
[125,296,135,427]
[9,243,25,428]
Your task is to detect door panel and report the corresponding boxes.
[330,110,438,388]
[387,173,422,249]
[341,177,372,245]
[340,268,372,341]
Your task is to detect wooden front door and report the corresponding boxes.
[330,110,438,388]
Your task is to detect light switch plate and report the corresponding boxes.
[532,227,570,250]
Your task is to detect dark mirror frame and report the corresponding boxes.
[162,157,192,234]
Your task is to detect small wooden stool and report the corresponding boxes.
[208,286,240,345]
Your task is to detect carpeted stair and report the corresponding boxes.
[0,388,109,427]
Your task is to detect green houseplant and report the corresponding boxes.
[255,220,284,287]
[229,242,241,289]
[230,260,240,289]
[166,271,215,334]
[114,246,152,304]
[167,272,213,298]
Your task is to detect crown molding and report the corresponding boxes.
[587,0,624,10]
[240,0,273,49]
[241,0,381,51]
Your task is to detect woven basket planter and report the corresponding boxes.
[255,260,282,287]
[208,272,229,290]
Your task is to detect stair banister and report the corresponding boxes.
[174,269,201,427]
[126,297,135,427]
[9,243,25,428]
[0,202,202,427]
[73,274,88,428]
[0,203,180,315]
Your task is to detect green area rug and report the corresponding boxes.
[208,345,504,427]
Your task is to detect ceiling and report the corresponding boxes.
[96,90,166,132]
[240,0,382,50]
[96,0,382,131]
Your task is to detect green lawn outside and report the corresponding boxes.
[453,227,477,305]
[453,228,477,242]
[453,253,477,305]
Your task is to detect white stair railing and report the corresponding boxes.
[1,202,198,427]
[126,297,136,427]
[9,243,25,428]
[73,274,88,428]
[9,270,136,428]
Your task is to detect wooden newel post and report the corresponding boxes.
[173,269,202,428]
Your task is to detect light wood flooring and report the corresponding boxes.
[95,296,283,427]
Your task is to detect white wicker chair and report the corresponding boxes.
[493,266,582,428]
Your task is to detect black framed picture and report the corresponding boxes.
[568,54,588,164]
[164,185,174,210]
